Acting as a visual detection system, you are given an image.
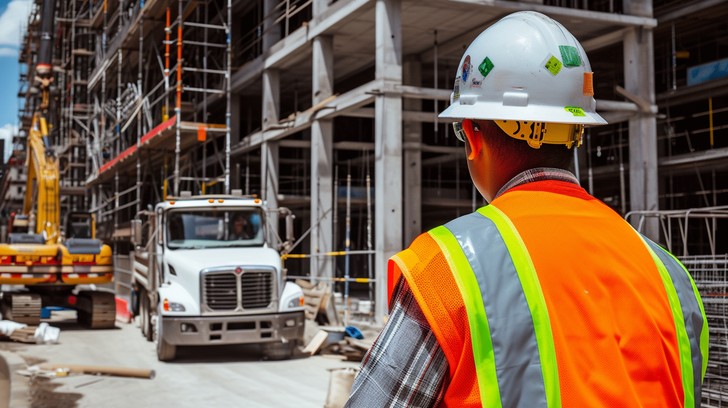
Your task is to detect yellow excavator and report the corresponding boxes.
[0,0,115,328]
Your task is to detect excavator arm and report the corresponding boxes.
[23,112,61,244]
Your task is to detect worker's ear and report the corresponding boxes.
[465,120,483,161]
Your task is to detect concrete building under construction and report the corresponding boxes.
[4,0,728,403]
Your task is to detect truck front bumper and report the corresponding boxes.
[161,310,305,346]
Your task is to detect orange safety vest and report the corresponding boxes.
[389,180,708,407]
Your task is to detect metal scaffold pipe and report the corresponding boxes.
[344,173,351,326]
[225,0,232,194]
[173,0,182,195]
[366,172,373,308]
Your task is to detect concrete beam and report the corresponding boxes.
[230,0,372,94]
[581,28,629,52]
[657,0,725,23]
[374,0,402,321]
[448,0,657,27]
[231,80,379,155]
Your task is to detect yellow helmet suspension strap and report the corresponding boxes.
[494,120,585,149]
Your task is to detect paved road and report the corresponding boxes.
[4,312,359,407]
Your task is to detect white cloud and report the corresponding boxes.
[0,47,18,57]
[0,0,32,48]
[0,123,17,163]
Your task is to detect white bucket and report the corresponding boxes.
[358,300,372,314]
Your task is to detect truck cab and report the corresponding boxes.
[132,194,305,361]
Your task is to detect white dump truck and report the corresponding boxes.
[130,192,305,361]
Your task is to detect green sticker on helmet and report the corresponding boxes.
[559,45,581,67]
[565,106,586,116]
[544,55,562,75]
[478,57,494,78]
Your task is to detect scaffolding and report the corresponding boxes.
[82,0,231,243]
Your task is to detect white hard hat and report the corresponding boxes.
[439,11,606,126]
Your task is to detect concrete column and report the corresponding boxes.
[624,0,658,240]
[312,0,329,17]
[403,59,422,246]
[261,141,279,237]
[310,35,334,281]
[262,0,281,51]
[374,0,402,321]
[262,67,280,235]
[230,94,241,145]
[262,69,279,130]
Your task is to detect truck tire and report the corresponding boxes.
[263,341,295,361]
[155,316,177,362]
[140,290,152,342]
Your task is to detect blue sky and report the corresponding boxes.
[0,0,32,162]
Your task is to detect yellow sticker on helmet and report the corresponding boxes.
[544,55,562,76]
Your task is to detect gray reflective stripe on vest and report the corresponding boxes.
[445,211,552,407]
[643,238,706,404]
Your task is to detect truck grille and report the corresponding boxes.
[241,272,273,309]
[202,269,274,312]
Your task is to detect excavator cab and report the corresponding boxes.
[65,212,95,239]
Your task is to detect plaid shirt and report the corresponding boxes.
[346,168,578,407]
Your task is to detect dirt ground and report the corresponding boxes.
[0,342,82,408]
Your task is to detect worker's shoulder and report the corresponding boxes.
[409,210,502,248]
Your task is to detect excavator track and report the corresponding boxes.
[76,291,116,329]
[2,293,42,325]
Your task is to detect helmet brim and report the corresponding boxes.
[438,101,608,126]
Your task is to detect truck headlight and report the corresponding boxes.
[287,296,304,309]
[163,298,186,312]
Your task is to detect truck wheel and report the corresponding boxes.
[263,341,295,361]
[155,316,177,362]
[140,291,152,342]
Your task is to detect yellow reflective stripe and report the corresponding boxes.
[664,251,709,381]
[428,226,502,408]
[477,205,561,408]
[640,238,695,407]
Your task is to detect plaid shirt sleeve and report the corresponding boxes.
[345,278,449,407]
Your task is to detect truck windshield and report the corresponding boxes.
[166,209,265,249]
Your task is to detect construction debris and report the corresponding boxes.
[25,364,155,380]
[0,321,60,344]
[296,279,339,324]
[302,324,375,362]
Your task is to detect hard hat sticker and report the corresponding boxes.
[565,106,586,116]
[583,72,594,96]
[462,55,472,83]
[544,55,563,76]
[478,57,494,78]
[453,77,461,101]
[559,46,582,67]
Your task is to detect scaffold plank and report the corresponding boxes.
[87,116,227,186]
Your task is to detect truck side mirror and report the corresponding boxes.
[285,212,295,244]
[131,219,143,246]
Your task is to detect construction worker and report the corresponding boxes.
[347,11,708,407]
[229,213,252,240]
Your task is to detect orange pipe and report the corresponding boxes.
[165,8,170,76]
[176,16,182,110]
